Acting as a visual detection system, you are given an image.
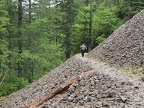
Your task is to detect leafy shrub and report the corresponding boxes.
[96,35,106,44]
[0,77,29,96]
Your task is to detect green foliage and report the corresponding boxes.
[60,0,79,58]
[115,0,144,20]
[71,4,91,54]
[0,1,9,32]
[96,35,106,44]
[0,96,6,102]
[0,40,9,61]
[0,1,9,83]
[93,3,122,33]
[91,2,124,47]
[21,18,64,81]
[0,76,29,96]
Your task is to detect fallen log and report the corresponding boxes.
[23,70,94,108]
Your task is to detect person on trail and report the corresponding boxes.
[80,43,87,57]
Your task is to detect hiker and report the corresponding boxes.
[80,43,87,57]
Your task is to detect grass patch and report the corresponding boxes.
[123,66,144,80]
[0,96,6,102]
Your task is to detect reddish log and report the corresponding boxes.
[23,70,94,108]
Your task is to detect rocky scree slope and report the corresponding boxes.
[37,55,144,108]
[0,54,144,108]
[0,56,92,108]
[88,10,144,69]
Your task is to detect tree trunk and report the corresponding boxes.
[88,0,92,52]
[109,0,113,34]
[18,0,23,77]
[28,0,32,23]
[65,28,71,59]
[128,0,131,20]
[28,0,34,82]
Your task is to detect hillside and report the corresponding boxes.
[0,54,144,108]
[0,10,144,108]
[88,10,144,69]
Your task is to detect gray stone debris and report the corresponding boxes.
[0,54,144,108]
[88,10,144,69]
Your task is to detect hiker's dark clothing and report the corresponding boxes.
[80,44,87,57]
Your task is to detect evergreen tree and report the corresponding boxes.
[0,0,9,84]
[21,0,64,81]
[115,0,144,20]
[60,0,78,59]
[17,0,23,77]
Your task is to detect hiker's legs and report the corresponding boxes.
[82,53,84,57]
[81,50,85,57]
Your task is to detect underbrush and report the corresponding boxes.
[123,66,144,81]
[0,77,29,101]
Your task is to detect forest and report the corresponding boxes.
[0,0,143,98]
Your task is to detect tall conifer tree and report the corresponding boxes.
[60,0,78,59]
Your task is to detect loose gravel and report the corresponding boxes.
[88,10,144,68]
[1,54,144,108]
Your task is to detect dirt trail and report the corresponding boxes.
[77,53,144,85]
